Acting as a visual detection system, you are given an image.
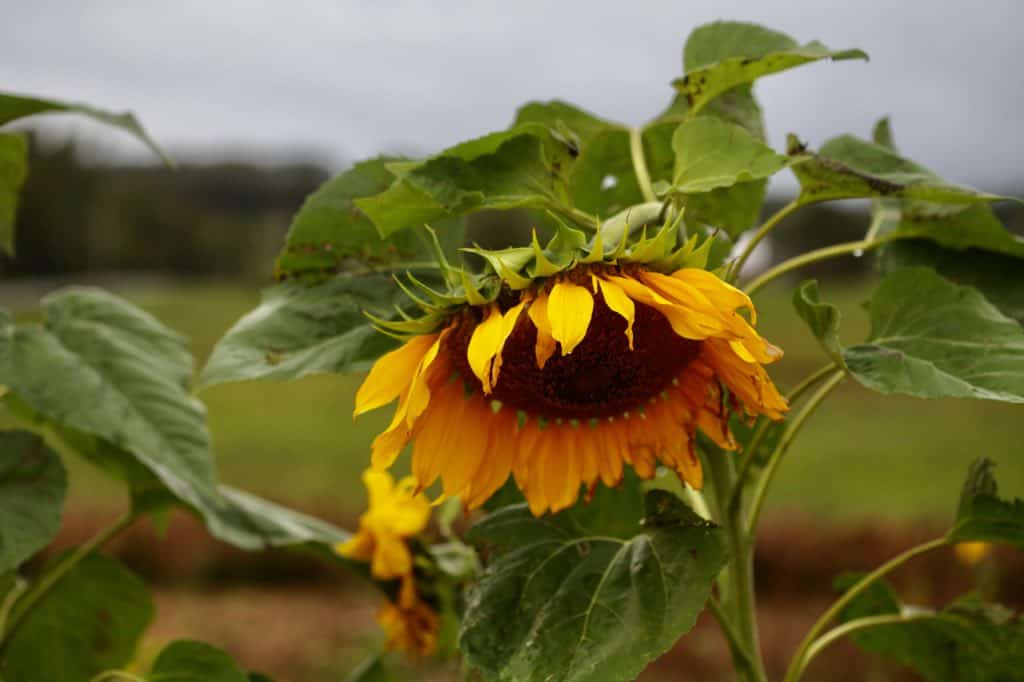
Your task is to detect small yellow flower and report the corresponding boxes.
[356,263,788,516]
[336,469,431,580]
[377,584,441,657]
[955,541,992,566]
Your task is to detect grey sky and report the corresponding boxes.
[2,0,1021,191]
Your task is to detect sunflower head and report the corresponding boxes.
[354,211,788,516]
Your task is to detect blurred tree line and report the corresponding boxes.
[3,135,1021,281]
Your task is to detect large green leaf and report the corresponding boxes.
[836,576,1024,682]
[881,203,1024,259]
[274,157,430,280]
[0,288,221,516]
[789,134,1016,207]
[199,274,403,388]
[0,132,28,256]
[0,431,66,575]
[0,291,349,553]
[668,116,789,194]
[0,91,170,165]
[0,553,153,682]
[844,268,1024,403]
[459,489,726,682]
[792,280,844,367]
[356,125,580,237]
[146,640,251,682]
[674,22,866,115]
[948,459,1024,550]
[880,241,1024,324]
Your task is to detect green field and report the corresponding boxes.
[22,275,1021,523]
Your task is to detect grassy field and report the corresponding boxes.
[11,274,1022,523]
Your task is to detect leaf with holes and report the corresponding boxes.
[843,268,1024,403]
[673,22,866,116]
[459,489,726,682]
[0,431,67,574]
[789,134,1017,207]
[0,554,153,682]
[948,458,1024,550]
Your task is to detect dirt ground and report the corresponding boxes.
[48,507,1024,682]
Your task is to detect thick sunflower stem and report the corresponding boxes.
[705,453,768,682]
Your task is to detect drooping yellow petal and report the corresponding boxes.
[405,333,445,426]
[672,268,757,323]
[597,278,635,349]
[355,333,439,416]
[371,532,413,579]
[466,305,505,393]
[528,292,557,369]
[489,301,526,389]
[547,281,594,355]
[411,380,463,490]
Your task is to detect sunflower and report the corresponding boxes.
[336,469,440,656]
[354,214,788,516]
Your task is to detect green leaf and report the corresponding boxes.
[837,576,1024,682]
[843,268,1024,403]
[0,431,67,575]
[0,287,221,515]
[948,459,1024,550]
[459,489,727,682]
[0,91,171,166]
[884,203,1024,258]
[675,22,867,115]
[880,241,1024,324]
[0,553,153,682]
[792,280,845,367]
[147,640,249,682]
[0,133,28,256]
[789,134,1016,207]
[356,125,579,237]
[274,158,433,280]
[199,274,404,388]
[669,117,789,194]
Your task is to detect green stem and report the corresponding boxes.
[707,596,757,675]
[743,234,905,297]
[0,578,26,642]
[629,127,657,203]
[795,612,934,679]
[746,371,845,535]
[1,511,137,646]
[727,362,837,516]
[782,537,948,682]
[728,200,801,283]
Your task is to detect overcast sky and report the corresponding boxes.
[2,1,1021,191]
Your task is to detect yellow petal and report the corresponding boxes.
[405,333,444,425]
[466,306,505,393]
[371,531,413,579]
[547,281,594,355]
[490,302,526,389]
[672,268,757,323]
[597,278,635,349]
[355,333,439,416]
[412,381,463,490]
[528,292,558,369]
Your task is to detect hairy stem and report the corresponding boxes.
[629,127,657,203]
[746,370,845,536]
[782,538,948,682]
[707,596,757,675]
[1,511,137,646]
[727,362,837,516]
[728,200,801,282]
[743,234,905,296]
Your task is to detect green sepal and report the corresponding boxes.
[580,228,605,263]
[527,230,570,277]
[462,246,536,290]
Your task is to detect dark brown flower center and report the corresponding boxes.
[447,292,701,419]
